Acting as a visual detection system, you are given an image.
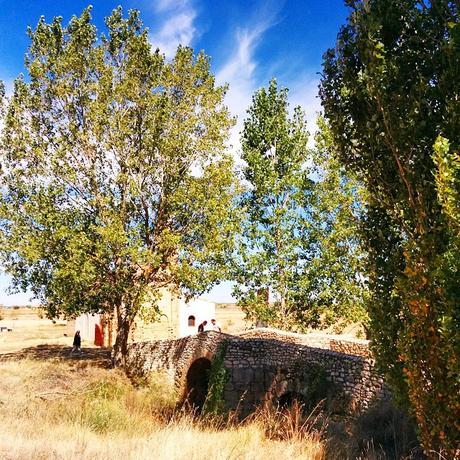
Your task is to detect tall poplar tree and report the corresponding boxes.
[0,8,239,364]
[0,80,4,114]
[234,82,368,331]
[233,79,312,326]
[296,117,369,330]
[320,0,459,455]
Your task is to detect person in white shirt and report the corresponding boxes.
[210,318,221,332]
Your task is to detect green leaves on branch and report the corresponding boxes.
[233,80,368,331]
[234,79,311,328]
[320,1,460,456]
[0,7,239,362]
[302,117,369,329]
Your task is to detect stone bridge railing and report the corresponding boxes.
[125,329,390,416]
[238,327,371,358]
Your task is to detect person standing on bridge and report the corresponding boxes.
[197,320,208,333]
[210,319,221,332]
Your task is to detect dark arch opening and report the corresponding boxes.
[185,357,211,412]
[278,391,307,411]
[188,315,195,327]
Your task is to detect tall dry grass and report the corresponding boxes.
[0,358,325,460]
[0,308,422,459]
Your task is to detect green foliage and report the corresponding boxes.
[68,373,176,433]
[295,362,333,412]
[320,1,460,456]
[296,117,369,330]
[0,7,240,363]
[233,79,311,327]
[234,81,368,331]
[0,80,4,116]
[202,341,228,415]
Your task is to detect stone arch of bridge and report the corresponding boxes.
[266,371,312,411]
[277,391,308,410]
[183,357,212,412]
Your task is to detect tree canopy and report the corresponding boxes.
[320,0,459,455]
[234,80,368,331]
[302,117,368,329]
[233,78,311,326]
[0,7,239,363]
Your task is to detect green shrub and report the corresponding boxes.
[203,341,228,415]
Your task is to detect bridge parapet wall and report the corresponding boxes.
[125,331,228,388]
[222,337,388,414]
[237,328,371,358]
[125,331,389,416]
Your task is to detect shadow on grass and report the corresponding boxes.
[0,344,112,368]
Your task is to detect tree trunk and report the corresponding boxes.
[275,226,287,318]
[111,304,133,368]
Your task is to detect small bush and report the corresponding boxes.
[83,397,128,433]
[128,370,177,418]
[291,362,336,413]
[203,341,228,415]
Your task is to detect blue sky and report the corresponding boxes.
[0,0,350,305]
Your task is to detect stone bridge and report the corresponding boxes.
[125,328,390,416]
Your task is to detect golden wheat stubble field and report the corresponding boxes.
[0,307,325,460]
[0,307,72,353]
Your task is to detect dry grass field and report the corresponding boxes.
[0,307,421,460]
[0,307,325,460]
[0,307,73,353]
[0,355,325,460]
[215,303,367,338]
[215,303,248,333]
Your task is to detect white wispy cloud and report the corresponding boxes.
[149,0,197,59]
[155,0,190,13]
[216,21,275,159]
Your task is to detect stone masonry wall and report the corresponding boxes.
[125,331,229,394]
[222,337,388,415]
[125,330,389,416]
[238,328,371,358]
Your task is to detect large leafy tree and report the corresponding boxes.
[233,79,312,327]
[320,0,459,455]
[234,81,368,331]
[0,8,239,364]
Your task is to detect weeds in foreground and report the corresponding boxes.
[0,355,425,460]
[247,400,326,443]
[326,400,425,460]
[0,359,324,460]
